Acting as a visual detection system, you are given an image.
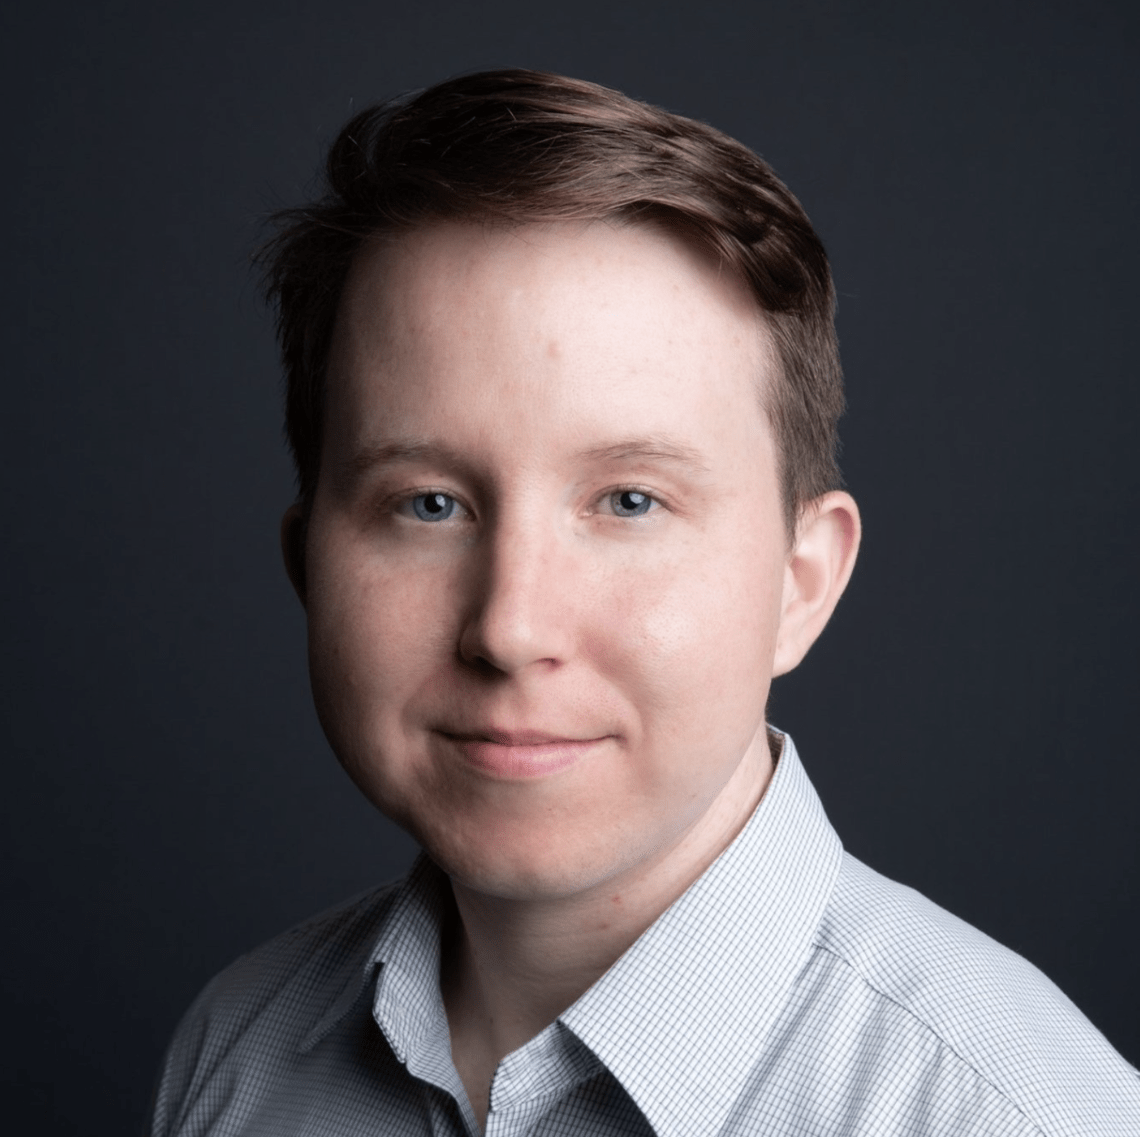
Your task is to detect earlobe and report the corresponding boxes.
[772,491,861,677]
[280,502,308,607]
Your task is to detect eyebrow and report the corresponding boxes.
[338,434,712,483]
[573,437,712,475]
[342,440,465,479]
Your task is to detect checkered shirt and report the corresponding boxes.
[148,734,1140,1136]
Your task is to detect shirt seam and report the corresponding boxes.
[811,942,1049,1137]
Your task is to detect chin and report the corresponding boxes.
[414,812,641,903]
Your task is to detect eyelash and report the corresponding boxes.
[595,486,662,518]
[393,489,470,523]
[388,485,665,523]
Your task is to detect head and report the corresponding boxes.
[263,71,859,901]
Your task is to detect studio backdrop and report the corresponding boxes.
[3,2,1137,1134]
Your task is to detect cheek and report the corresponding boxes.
[304,532,448,738]
[588,539,784,739]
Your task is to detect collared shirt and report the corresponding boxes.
[149,735,1140,1136]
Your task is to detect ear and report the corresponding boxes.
[772,491,861,677]
[280,502,308,607]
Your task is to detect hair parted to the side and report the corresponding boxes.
[260,69,843,533]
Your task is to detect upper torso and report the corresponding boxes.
[148,736,1140,1137]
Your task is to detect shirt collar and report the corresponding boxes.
[368,855,453,1072]
[298,854,449,1057]
[559,732,843,1137]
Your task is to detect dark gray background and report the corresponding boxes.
[3,1,1137,1133]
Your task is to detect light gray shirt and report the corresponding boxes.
[149,734,1140,1136]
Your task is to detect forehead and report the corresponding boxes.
[336,218,765,353]
[324,220,777,467]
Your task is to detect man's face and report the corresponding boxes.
[301,220,795,901]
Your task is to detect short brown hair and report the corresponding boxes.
[260,69,843,532]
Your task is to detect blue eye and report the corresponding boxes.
[411,492,457,522]
[609,489,655,517]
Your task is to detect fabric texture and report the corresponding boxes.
[149,734,1140,1136]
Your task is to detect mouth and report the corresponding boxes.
[437,727,609,779]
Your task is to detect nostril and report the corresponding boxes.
[457,643,511,678]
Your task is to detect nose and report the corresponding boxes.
[457,513,574,676]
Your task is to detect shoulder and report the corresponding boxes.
[181,881,397,1038]
[810,853,1140,1136]
[149,882,400,1136]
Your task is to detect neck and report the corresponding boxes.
[440,730,775,1128]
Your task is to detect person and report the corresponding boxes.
[148,69,1140,1136]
